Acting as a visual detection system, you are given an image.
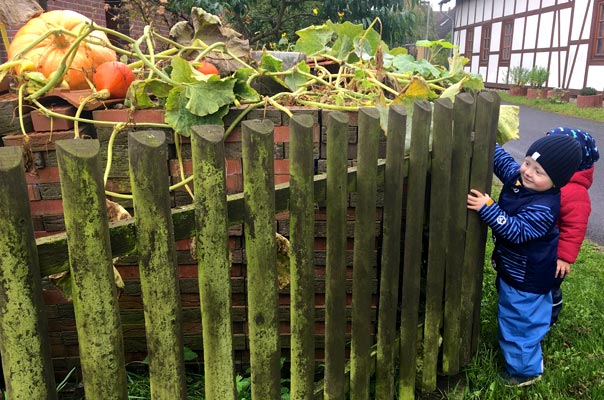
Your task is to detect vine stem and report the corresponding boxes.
[174,133,194,199]
[73,90,110,138]
[103,123,125,186]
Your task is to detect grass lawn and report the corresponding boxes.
[449,181,604,400]
[497,91,604,122]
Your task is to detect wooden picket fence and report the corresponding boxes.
[0,92,500,400]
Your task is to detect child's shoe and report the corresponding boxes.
[501,371,542,387]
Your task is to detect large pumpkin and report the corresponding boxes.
[8,10,117,90]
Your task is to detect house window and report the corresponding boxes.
[480,24,491,66]
[500,21,513,66]
[465,28,474,59]
[595,1,604,57]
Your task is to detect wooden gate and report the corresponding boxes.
[0,92,500,399]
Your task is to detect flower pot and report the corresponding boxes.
[576,94,603,108]
[509,86,527,96]
[547,90,570,102]
[526,88,548,99]
[30,105,76,132]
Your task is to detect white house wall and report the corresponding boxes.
[455,0,597,91]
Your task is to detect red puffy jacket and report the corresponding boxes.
[557,166,594,263]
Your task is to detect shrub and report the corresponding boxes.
[528,66,549,87]
[580,87,598,96]
[508,66,530,87]
[549,88,568,104]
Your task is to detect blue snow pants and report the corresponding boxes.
[497,277,552,377]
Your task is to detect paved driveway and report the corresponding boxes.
[500,104,603,245]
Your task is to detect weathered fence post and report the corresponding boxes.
[128,131,187,399]
[421,98,454,393]
[442,93,475,375]
[0,147,57,400]
[375,105,407,400]
[398,100,432,400]
[288,114,316,400]
[460,92,500,363]
[241,119,281,399]
[351,107,381,400]
[190,125,237,400]
[323,111,349,400]
[55,139,127,399]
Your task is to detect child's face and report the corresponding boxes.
[520,156,554,191]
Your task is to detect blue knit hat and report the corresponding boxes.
[525,135,582,188]
[546,127,599,170]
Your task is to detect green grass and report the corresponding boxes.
[498,90,604,121]
[452,181,604,400]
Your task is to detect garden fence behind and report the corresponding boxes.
[0,92,501,400]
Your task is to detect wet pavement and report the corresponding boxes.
[500,104,603,245]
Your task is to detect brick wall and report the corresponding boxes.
[0,100,388,376]
[0,0,172,63]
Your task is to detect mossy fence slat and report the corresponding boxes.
[0,96,500,399]
[55,139,128,399]
[128,131,187,399]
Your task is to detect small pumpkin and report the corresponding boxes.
[195,61,219,75]
[93,61,135,99]
[8,10,117,90]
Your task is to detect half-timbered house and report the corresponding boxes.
[453,0,604,92]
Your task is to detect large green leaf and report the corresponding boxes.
[233,68,260,102]
[259,51,284,73]
[284,61,311,91]
[294,25,335,56]
[170,56,196,84]
[127,79,173,109]
[185,77,237,117]
[165,86,230,137]
[391,54,441,78]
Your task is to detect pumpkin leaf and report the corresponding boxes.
[165,86,230,136]
[294,25,335,56]
[170,56,196,84]
[284,61,310,91]
[233,68,260,102]
[185,77,237,117]
[127,79,173,109]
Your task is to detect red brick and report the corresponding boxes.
[175,238,192,251]
[178,265,198,279]
[116,265,140,280]
[273,126,290,143]
[43,288,70,305]
[24,166,60,184]
[29,199,63,216]
[225,128,242,143]
[274,174,290,185]
[274,159,290,174]
[226,174,243,192]
[226,159,242,175]
[28,184,42,201]
[169,160,193,176]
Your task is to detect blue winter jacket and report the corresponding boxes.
[477,144,560,294]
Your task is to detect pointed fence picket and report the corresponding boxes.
[0,92,500,400]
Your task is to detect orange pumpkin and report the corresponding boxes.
[93,61,135,99]
[195,61,219,75]
[8,10,116,90]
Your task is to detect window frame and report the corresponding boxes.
[590,0,604,63]
[465,28,474,59]
[499,20,514,66]
[480,24,492,66]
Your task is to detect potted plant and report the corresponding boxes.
[576,87,602,108]
[508,66,530,96]
[526,66,549,99]
[547,87,570,103]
